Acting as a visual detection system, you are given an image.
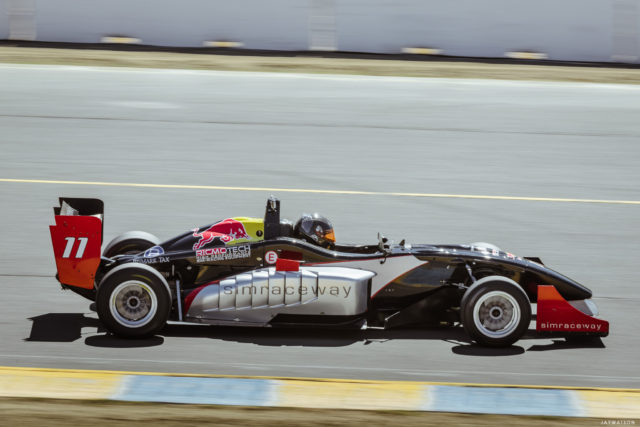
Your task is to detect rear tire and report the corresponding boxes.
[460,276,531,347]
[103,231,160,257]
[96,263,171,338]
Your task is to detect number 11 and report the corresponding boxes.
[62,237,89,258]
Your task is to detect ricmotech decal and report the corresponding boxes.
[196,245,251,263]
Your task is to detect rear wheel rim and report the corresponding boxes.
[109,281,158,328]
[472,290,521,339]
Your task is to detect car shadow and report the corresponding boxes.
[162,322,473,347]
[85,334,165,348]
[450,344,526,356]
[26,313,163,348]
[26,313,102,342]
[527,337,605,351]
[26,313,473,348]
[25,313,605,353]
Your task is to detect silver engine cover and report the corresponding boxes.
[185,266,375,326]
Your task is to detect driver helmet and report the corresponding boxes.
[294,213,335,248]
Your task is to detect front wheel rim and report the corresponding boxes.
[109,280,158,328]
[472,290,521,339]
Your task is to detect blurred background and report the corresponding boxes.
[1,1,639,425]
[1,0,640,62]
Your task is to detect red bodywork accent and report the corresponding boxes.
[49,215,102,289]
[536,285,609,335]
[183,283,213,316]
[276,258,299,272]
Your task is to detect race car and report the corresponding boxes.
[49,197,609,347]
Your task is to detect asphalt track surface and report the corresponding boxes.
[1,64,639,388]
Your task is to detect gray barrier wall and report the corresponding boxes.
[1,0,639,63]
[336,0,613,62]
[0,1,10,39]
[34,0,310,50]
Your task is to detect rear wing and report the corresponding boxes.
[49,198,104,289]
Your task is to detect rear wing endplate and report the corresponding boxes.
[49,198,104,289]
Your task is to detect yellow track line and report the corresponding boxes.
[2,178,639,205]
[2,366,639,392]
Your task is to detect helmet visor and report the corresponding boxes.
[323,229,336,244]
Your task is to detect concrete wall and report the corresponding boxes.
[0,1,7,40]
[1,0,639,63]
[34,0,309,50]
[336,0,613,62]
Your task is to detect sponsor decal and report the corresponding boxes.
[133,256,169,264]
[196,244,251,263]
[192,219,252,250]
[131,245,168,264]
[539,322,603,331]
[265,250,278,264]
[143,246,164,258]
[492,248,499,256]
[222,283,353,299]
[506,252,516,259]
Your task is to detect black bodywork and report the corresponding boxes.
[74,198,593,329]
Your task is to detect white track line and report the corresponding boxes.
[1,178,639,205]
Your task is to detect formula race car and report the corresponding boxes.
[49,197,609,347]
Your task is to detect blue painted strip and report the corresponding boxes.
[424,385,581,416]
[114,375,278,406]
[110,374,590,416]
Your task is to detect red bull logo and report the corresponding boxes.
[192,218,251,250]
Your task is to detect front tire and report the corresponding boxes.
[460,276,531,347]
[96,263,171,338]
